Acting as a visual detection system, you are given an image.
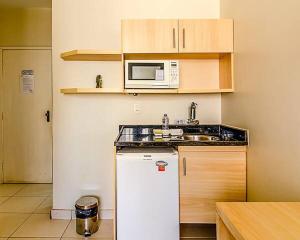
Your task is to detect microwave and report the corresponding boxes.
[125,60,179,89]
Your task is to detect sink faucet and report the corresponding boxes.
[187,102,199,125]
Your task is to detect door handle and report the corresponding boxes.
[183,28,186,48]
[45,110,50,122]
[173,28,176,48]
[183,157,187,176]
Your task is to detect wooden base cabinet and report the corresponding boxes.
[179,146,246,224]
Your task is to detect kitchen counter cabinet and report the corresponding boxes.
[179,146,246,224]
[216,202,300,240]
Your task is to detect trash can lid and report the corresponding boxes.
[75,196,98,210]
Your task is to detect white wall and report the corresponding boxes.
[52,0,221,217]
[221,0,300,201]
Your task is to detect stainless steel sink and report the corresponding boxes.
[183,134,220,141]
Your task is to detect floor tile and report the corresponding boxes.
[62,238,112,240]
[0,184,25,197]
[0,197,9,205]
[0,213,29,237]
[10,238,59,240]
[63,219,113,238]
[0,196,46,213]
[15,184,52,197]
[12,213,70,238]
[34,196,52,214]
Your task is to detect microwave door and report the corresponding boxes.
[131,66,159,80]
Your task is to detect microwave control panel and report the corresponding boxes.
[169,60,179,87]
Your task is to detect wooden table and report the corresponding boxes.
[216,202,300,240]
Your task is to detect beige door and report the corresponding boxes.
[122,19,179,53]
[2,49,52,183]
[179,19,234,53]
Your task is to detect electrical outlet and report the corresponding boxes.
[134,103,141,113]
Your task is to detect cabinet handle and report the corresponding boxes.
[183,28,186,48]
[183,157,187,176]
[173,28,176,48]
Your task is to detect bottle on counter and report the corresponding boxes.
[162,113,169,130]
[162,113,169,136]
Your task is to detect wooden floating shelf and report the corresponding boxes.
[60,88,124,94]
[60,88,233,94]
[60,51,231,61]
[124,52,230,60]
[61,50,122,61]
[124,89,178,94]
[178,88,234,93]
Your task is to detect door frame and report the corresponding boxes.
[0,47,53,183]
[0,49,3,183]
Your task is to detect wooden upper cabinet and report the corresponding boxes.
[179,146,246,224]
[179,19,234,53]
[122,19,179,53]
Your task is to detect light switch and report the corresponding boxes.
[134,103,141,113]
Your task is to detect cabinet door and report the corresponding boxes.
[179,19,233,53]
[122,19,178,53]
[179,146,246,223]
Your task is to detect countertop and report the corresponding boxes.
[114,125,248,147]
[216,202,300,240]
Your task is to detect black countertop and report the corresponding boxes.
[114,125,248,147]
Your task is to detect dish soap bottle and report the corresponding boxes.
[162,113,169,130]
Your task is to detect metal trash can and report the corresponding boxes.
[75,196,99,236]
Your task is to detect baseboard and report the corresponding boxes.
[50,209,72,219]
[51,208,114,220]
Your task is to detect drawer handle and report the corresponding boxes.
[183,157,187,176]
[173,28,176,48]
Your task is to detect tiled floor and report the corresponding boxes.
[0,184,113,239]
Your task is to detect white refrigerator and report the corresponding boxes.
[116,148,179,240]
